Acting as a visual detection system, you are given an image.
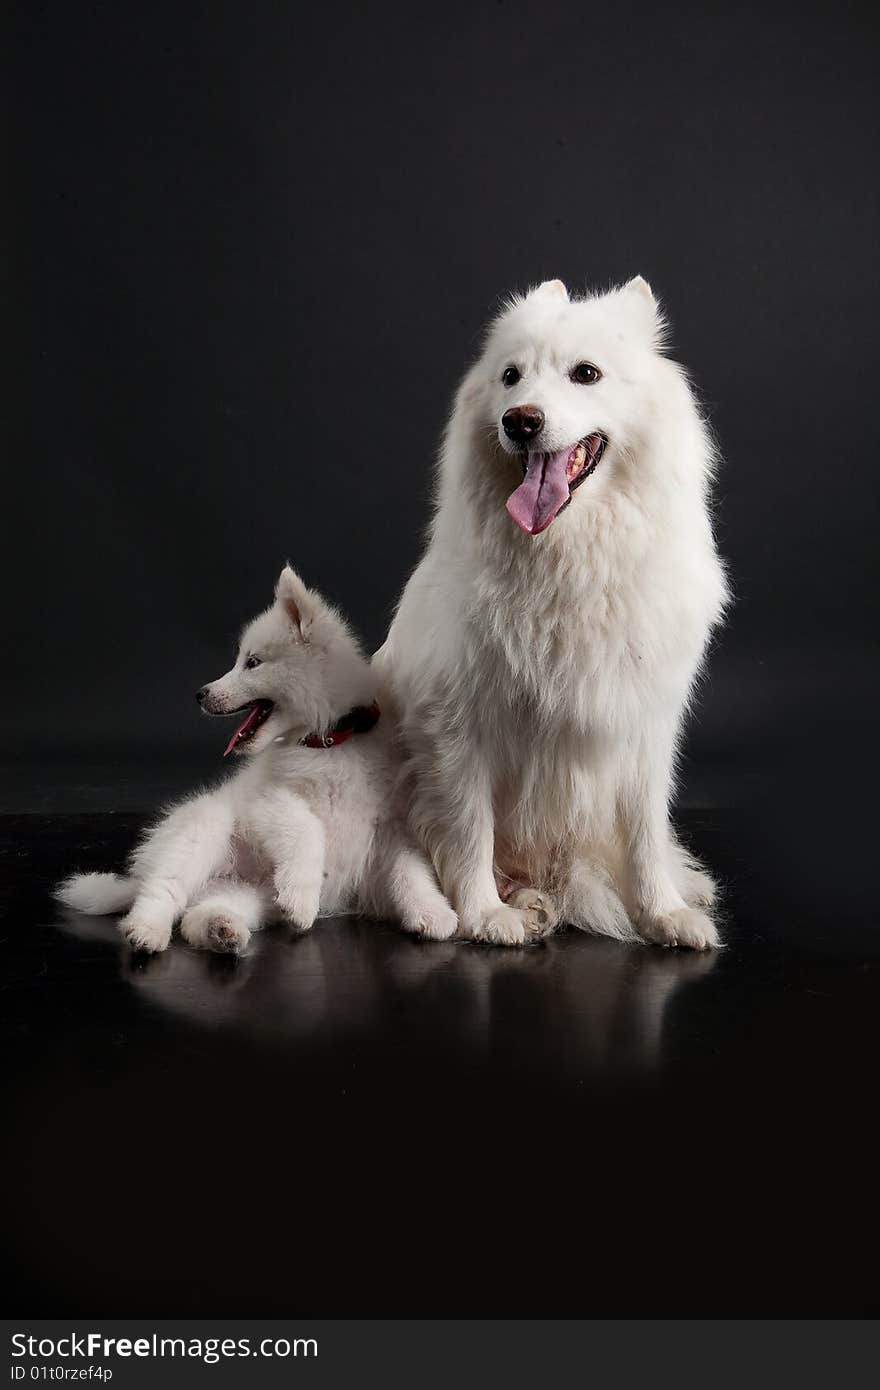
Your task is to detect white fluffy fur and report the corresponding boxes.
[57,568,457,953]
[375,277,729,949]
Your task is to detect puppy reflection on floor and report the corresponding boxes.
[53,908,715,1077]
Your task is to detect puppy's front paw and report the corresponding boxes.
[119,912,172,953]
[274,878,321,932]
[638,907,720,951]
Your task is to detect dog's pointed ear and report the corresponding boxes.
[532,278,569,302]
[618,276,664,343]
[275,565,315,639]
[623,274,655,304]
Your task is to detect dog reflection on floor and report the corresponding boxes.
[53,909,715,1077]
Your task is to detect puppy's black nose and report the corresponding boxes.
[196,686,209,705]
[502,406,544,443]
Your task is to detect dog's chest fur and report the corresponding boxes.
[461,494,698,741]
[422,489,720,861]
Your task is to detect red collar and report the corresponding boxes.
[300,701,381,750]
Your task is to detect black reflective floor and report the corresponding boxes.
[3,791,879,1315]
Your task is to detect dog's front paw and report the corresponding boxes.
[638,907,720,951]
[119,911,172,953]
[470,904,542,947]
[412,904,458,941]
[274,878,321,932]
[506,888,560,940]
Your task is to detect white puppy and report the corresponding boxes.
[58,567,457,953]
[375,277,729,949]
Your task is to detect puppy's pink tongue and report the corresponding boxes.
[223,704,262,757]
[505,450,571,535]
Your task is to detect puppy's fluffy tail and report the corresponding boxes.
[56,871,135,916]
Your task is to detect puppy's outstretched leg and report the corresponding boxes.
[384,844,458,941]
[180,880,268,955]
[247,790,326,931]
[121,792,235,952]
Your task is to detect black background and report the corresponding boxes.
[8,0,877,790]
[4,0,880,1323]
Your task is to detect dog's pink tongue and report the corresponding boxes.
[506,450,571,535]
[223,705,262,758]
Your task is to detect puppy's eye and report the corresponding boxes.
[570,362,601,385]
[502,366,521,387]
[244,655,262,670]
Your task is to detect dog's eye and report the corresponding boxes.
[570,362,601,385]
[244,655,262,670]
[502,366,521,387]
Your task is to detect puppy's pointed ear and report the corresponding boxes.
[531,278,569,302]
[275,565,315,639]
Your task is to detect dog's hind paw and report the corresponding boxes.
[638,907,720,952]
[680,866,718,909]
[505,888,560,939]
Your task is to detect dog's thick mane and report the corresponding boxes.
[423,350,727,739]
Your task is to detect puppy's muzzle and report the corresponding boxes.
[196,685,227,714]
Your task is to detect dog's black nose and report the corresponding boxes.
[502,406,544,443]
[196,686,209,705]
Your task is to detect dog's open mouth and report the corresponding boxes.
[506,432,607,535]
[222,701,274,757]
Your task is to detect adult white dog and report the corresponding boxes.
[376,277,729,949]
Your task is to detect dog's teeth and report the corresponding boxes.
[566,443,586,481]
